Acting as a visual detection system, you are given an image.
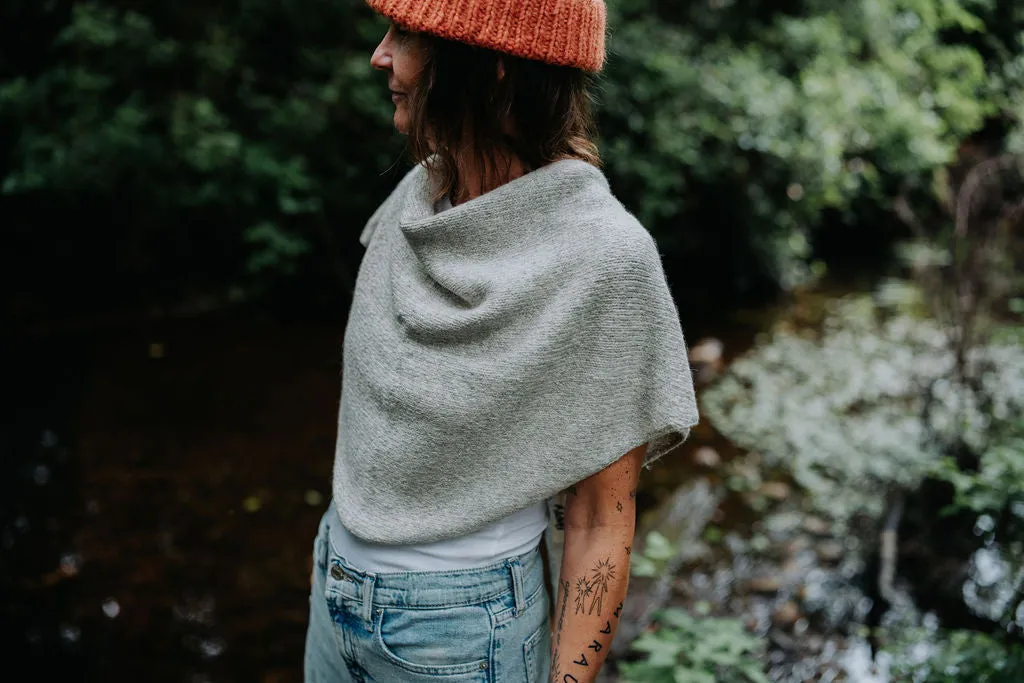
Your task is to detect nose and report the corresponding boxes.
[370,32,392,72]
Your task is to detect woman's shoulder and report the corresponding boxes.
[551,166,663,278]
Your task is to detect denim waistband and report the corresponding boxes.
[323,512,544,611]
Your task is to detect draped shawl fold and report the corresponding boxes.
[332,160,698,544]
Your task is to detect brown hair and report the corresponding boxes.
[405,34,601,203]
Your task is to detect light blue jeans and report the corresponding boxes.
[304,504,551,682]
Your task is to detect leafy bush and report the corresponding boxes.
[933,419,1024,516]
[701,289,1024,524]
[628,530,677,578]
[885,628,1024,682]
[3,0,1024,317]
[0,0,400,315]
[619,608,769,683]
[602,0,1021,291]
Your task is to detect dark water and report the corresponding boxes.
[2,318,345,683]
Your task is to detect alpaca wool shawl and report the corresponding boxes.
[332,159,698,544]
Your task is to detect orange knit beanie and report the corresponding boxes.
[367,0,607,72]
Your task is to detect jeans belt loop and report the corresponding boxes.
[361,572,377,629]
[509,558,525,617]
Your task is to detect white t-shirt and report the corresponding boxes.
[329,501,549,572]
[329,191,548,572]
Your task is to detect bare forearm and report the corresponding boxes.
[550,526,633,683]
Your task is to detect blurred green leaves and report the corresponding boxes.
[1,0,398,312]
[602,0,1013,289]
[2,0,1024,315]
[620,608,769,683]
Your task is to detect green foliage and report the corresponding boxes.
[701,291,1024,524]
[624,530,767,683]
[629,530,676,578]
[884,628,1024,682]
[1,0,401,312]
[601,0,1024,289]
[933,420,1024,516]
[619,608,769,683]
[3,0,1024,315]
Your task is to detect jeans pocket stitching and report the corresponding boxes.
[375,608,490,676]
[521,578,547,613]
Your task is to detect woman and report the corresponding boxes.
[305,1,698,681]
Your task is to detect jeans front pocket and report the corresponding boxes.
[375,604,491,678]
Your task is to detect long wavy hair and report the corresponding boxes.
[404,34,601,203]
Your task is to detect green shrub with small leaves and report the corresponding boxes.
[603,0,1022,291]
[933,419,1024,517]
[0,0,399,315]
[885,628,1024,682]
[3,0,1024,317]
[619,608,769,683]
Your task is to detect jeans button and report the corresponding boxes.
[330,565,344,581]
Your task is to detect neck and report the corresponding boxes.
[450,149,527,205]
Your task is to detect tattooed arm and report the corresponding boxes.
[550,443,644,683]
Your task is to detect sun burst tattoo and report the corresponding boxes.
[588,558,616,615]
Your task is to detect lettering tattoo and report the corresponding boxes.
[614,601,623,618]
[557,580,568,640]
[587,639,603,653]
[600,620,612,634]
[625,545,631,555]
[551,580,569,683]
[572,653,589,666]
[616,500,623,512]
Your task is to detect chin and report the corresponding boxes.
[394,109,411,136]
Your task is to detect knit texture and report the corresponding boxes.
[332,160,699,544]
[367,0,607,72]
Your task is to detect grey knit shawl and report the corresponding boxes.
[332,159,698,544]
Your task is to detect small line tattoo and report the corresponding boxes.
[573,576,592,614]
[588,558,616,615]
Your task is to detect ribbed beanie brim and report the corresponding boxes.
[367,0,607,72]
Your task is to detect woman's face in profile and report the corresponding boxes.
[370,23,425,135]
